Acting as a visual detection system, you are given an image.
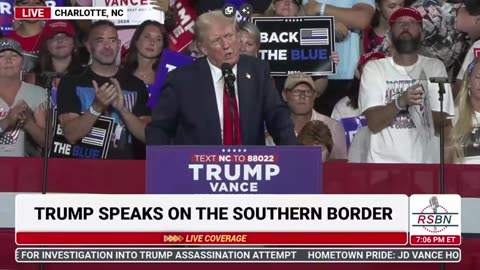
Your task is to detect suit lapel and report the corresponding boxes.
[237,57,254,144]
[198,59,222,144]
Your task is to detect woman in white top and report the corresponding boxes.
[450,57,480,164]
[0,38,48,157]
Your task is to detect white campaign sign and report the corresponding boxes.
[93,0,164,26]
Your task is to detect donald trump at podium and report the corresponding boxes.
[146,10,296,145]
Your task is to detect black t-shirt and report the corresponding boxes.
[57,67,151,160]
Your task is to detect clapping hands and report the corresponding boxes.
[5,100,33,130]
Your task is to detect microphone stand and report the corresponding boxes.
[42,74,54,195]
[437,81,445,195]
[40,74,55,270]
[435,81,446,270]
[227,86,236,145]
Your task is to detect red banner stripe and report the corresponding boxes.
[16,232,407,245]
[410,235,461,245]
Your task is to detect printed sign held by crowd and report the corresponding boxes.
[148,48,194,108]
[168,0,196,52]
[340,116,367,149]
[93,0,164,26]
[252,16,336,76]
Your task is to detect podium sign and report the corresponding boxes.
[146,146,322,194]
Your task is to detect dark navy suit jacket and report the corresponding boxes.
[146,55,296,145]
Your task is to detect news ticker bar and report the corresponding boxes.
[16,248,461,263]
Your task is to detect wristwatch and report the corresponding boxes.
[88,106,101,117]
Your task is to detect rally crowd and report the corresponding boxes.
[0,0,479,164]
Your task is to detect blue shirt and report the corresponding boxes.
[303,0,375,80]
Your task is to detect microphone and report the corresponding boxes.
[221,63,236,98]
[429,196,439,213]
[429,77,451,84]
[220,63,237,145]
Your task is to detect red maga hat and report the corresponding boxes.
[389,7,423,27]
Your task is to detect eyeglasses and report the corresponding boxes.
[287,89,316,97]
[392,20,421,28]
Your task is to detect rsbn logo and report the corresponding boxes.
[412,196,459,233]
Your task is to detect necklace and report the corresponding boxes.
[135,70,155,83]
[391,55,422,81]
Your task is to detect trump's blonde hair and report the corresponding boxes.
[193,10,238,44]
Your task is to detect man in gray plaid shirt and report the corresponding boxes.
[372,0,480,77]
[411,0,480,76]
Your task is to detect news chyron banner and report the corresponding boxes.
[15,194,409,246]
[409,194,462,246]
[252,16,336,76]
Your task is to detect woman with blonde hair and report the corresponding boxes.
[449,57,480,164]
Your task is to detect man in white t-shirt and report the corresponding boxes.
[359,7,455,163]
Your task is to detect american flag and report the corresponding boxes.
[300,28,329,46]
[0,124,21,145]
[81,127,107,147]
[123,91,138,112]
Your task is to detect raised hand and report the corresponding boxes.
[303,0,321,16]
[16,101,35,128]
[92,80,118,112]
[335,21,349,42]
[330,51,340,64]
[150,0,169,12]
[4,101,27,129]
[399,83,424,108]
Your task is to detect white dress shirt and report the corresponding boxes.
[207,59,239,142]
